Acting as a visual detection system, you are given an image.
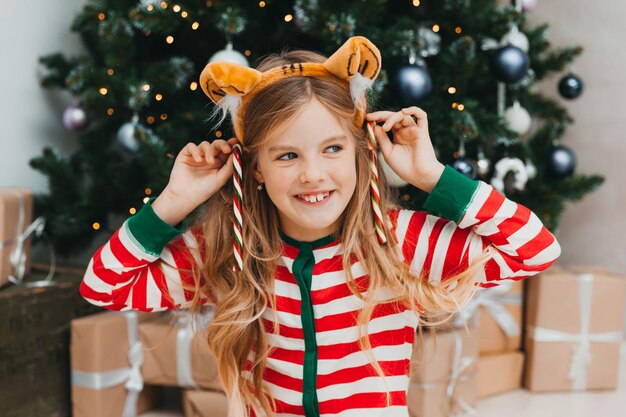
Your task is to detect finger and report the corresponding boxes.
[365,111,396,121]
[215,153,234,184]
[382,112,407,131]
[372,124,393,157]
[185,143,203,163]
[401,107,428,130]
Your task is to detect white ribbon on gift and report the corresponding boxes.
[174,311,199,388]
[71,311,144,417]
[0,189,55,284]
[528,273,624,391]
[412,331,477,416]
[454,281,522,337]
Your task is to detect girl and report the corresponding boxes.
[80,36,560,417]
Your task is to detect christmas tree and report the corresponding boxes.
[35,0,602,258]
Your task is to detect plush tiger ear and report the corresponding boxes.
[199,61,263,104]
[323,35,382,82]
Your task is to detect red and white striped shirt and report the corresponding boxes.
[80,166,560,417]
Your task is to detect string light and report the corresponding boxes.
[181,11,188,18]
[161,1,168,9]
[106,108,114,116]
[244,50,251,56]
[98,13,106,20]
[145,187,152,195]
[129,208,137,214]
[147,116,156,124]
[457,104,465,111]
[448,87,457,94]
[189,81,198,91]
[142,83,151,91]
[455,26,462,34]
[206,0,213,7]
[155,93,163,101]
[259,1,266,7]
[160,113,168,120]
[284,14,293,22]
[147,5,154,12]
[173,4,181,12]
[92,222,101,230]
[329,24,336,31]
[107,68,114,76]
[191,22,200,30]
[432,24,440,32]
[166,35,174,44]
[215,131,223,138]
[143,197,150,204]
[99,87,108,95]
[412,0,421,6]
[452,102,458,109]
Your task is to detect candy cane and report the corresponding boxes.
[366,121,387,244]
[232,144,243,271]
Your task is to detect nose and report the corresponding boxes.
[299,157,326,183]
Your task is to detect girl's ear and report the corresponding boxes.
[253,166,264,183]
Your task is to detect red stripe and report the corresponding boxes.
[317,359,410,388]
[317,328,414,360]
[440,227,472,281]
[422,217,447,280]
[315,301,411,332]
[402,211,427,265]
[131,269,149,311]
[474,188,505,222]
[319,391,407,414]
[148,263,174,309]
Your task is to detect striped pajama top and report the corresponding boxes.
[80,165,561,417]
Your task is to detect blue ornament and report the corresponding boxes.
[490,45,530,84]
[393,64,432,106]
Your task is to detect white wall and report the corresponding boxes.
[1,0,84,191]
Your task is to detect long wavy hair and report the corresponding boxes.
[180,49,492,417]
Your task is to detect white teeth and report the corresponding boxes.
[316,193,324,202]
[299,192,330,203]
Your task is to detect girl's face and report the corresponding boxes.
[254,98,357,242]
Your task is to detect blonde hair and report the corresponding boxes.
[180,49,492,417]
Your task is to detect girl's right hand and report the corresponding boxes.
[163,137,239,211]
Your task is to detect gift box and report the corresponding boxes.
[476,351,524,398]
[71,311,163,417]
[454,281,523,354]
[0,188,35,288]
[140,311,223,390]
[407,328,478,417]
[524,265,626,391]
[0,280,74,417]
[182,390,229,417]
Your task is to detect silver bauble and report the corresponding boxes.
[117,116,140,153]
[209,41,249,66]
[504,101,532,135]
[63,105,88,131]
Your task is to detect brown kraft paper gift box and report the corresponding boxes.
[407,327,478,417]
[477,281,524,353]
[476,351,524,398]
[524,265,626,391]
[71,311,162,417]
[140,312,223,391]
[182,389,229,417]
[0,188,34,287]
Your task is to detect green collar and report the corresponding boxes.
[279,230,339,249]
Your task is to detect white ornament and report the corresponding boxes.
[490,157,528,194]
[525,158,537,179]
[501,26,529,53]
[117,115,140,153]
[504,101,532,135]
[378,151,409,187]
[209,41,249,67]
[521,0,539,13]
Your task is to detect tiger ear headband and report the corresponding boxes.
[199,35,388,271]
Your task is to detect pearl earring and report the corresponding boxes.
[257,183,263,191]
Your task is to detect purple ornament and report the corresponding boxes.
[63,105,88,131]
[521,0,538,13]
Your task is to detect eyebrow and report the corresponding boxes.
[268,135,348,153]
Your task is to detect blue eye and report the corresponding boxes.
[277,152,297,161]
[327,145,343,153]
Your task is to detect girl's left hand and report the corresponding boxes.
[365,107,445,193]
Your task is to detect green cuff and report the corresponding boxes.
[423,164,480,223]
[126,196,185,257]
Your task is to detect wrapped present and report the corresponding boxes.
[407,328,478,417]
[182,390,229,417]
[0,188,41,287]
[454,281,523,353]
[141,310,223,390]
[476,351,524,398]
[0,280,74,417]
[524,265,626,391]
[71,311,163,417]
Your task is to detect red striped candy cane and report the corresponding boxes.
[232,144,243,271]
[366,121,387,244]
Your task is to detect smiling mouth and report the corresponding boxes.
[295,191,334,204]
